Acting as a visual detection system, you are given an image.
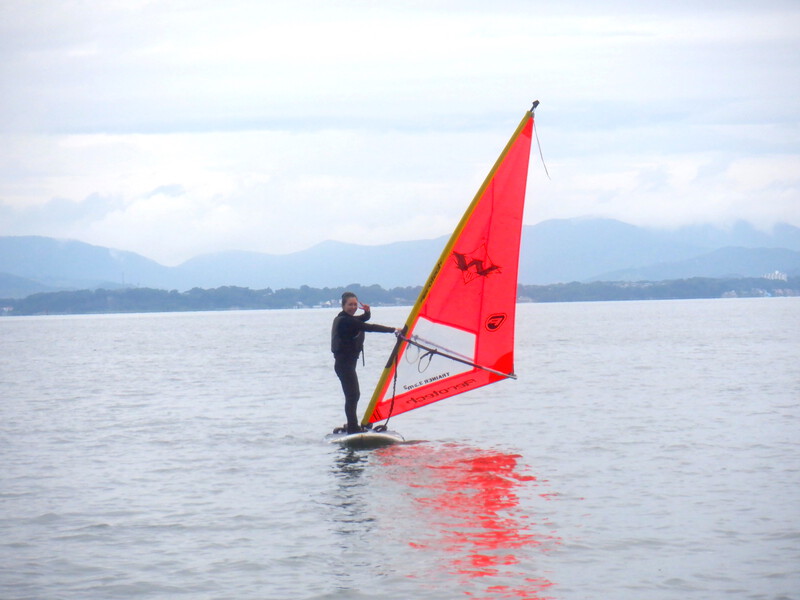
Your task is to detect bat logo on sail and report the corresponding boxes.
[485,313,507,331]
[452,245,501,283]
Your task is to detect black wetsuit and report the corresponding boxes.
[331,309,395,433]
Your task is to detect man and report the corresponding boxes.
[331,292,398,433]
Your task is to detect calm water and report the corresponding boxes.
[1,298,798,600]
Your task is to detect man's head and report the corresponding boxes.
[341,292,358,315]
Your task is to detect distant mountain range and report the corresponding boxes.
[1,218,799,299]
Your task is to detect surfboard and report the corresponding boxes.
[325,429,405,449]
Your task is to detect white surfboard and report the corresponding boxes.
[325,428,405,449]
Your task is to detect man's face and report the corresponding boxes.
[343,296,359,315]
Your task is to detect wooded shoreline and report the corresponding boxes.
[3,277,798,316]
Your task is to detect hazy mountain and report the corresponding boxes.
[520,219,703,283]
[0,272,59,299]
[592,247,800,281]
[520,218,800,283]
[2,219,799,298]
[174,238,448,290]
[0,236,172,290]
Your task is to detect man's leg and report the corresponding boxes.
[335,357,361,433]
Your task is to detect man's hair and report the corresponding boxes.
[341,291,357,307]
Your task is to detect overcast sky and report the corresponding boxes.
[1,0,798,265]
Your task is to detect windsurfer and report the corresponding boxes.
[331,292,399,434]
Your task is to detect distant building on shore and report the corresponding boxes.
[763,270,788,281]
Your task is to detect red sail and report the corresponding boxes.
[363,109,534,424]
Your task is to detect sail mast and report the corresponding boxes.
[361,105,536,426]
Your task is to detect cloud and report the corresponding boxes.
[2,1,793,136]
[1,0,799,264]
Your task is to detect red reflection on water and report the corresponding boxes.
[376,444,561,599]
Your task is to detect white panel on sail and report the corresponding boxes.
[392,317,476,395]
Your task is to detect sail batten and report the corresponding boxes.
[361,107,536,425]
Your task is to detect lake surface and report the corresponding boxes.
[1,298,798,599]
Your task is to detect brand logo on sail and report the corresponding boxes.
[407,378,478,405]
[452,245,501,283]
[485,313,507,331]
